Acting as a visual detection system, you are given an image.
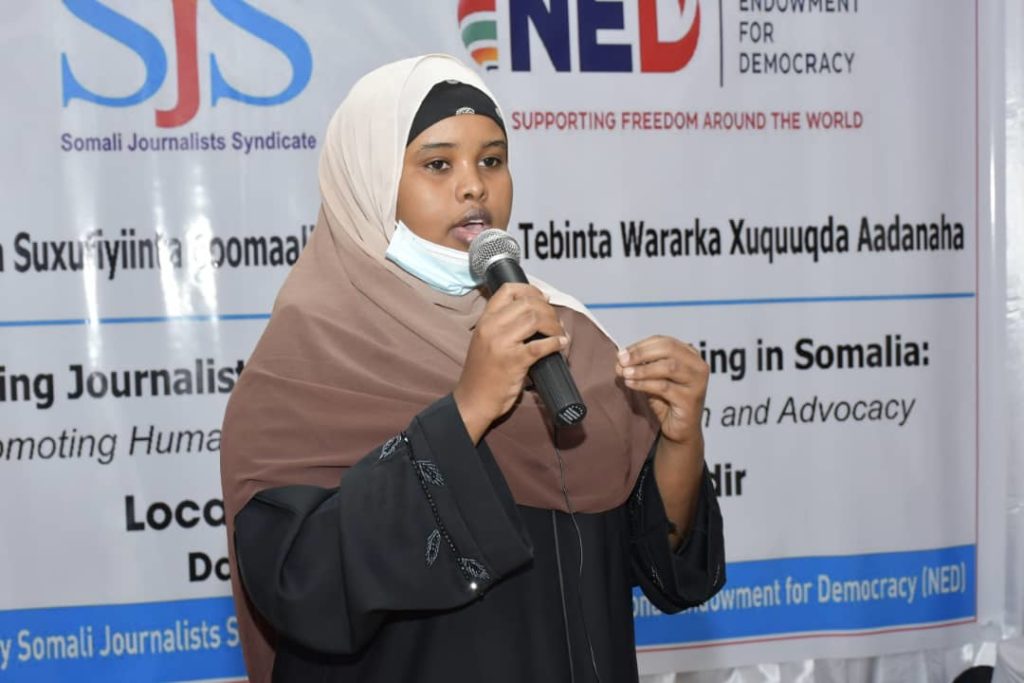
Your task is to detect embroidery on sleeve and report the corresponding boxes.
[414,460,445,486]
[458,557,491,582]
[649,565,664,590]
[378,434,405,462]
[425,529,441,567]
[406,434,490,591]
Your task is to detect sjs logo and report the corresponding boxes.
[61,0,312,128]
[458,0,700,73]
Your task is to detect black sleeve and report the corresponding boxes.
[627,451,726,614]
[233,394,533,656]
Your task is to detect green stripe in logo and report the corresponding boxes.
[461,20,497,47]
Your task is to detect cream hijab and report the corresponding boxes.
[318,54,612,338]
[221,54,655,681]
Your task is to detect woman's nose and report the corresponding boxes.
[456,163,485,201]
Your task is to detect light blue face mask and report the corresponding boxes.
[384,221,479,296]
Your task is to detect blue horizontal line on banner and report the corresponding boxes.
[0,313,272,328]
[0,595,244,682]
[0,545,975,680]
[633,544,975,647]
[0,292,976,329]
[587,291,976,310]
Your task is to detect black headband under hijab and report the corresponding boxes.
[406,80,506,145]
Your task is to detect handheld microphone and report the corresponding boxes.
[469,229,587,427]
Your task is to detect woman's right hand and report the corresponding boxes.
[453,283,568,443]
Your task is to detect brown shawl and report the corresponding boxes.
[220,54,656,681]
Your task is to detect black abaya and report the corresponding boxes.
[235,395,725,682]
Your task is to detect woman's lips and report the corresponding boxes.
[450,207,494,246]
[451,221,488,246]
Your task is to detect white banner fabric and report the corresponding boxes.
[0,0,1006,680]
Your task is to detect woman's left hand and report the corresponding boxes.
[615,335,709,445]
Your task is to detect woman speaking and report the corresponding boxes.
[221,54,725,682]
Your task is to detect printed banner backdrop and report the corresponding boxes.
[0,0,1007,680]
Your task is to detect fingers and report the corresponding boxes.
[458,285,564,430]
[487,296,564,343]
[617,336,708,445]
[487,283,548,309]
[622,368,705,411]
[620,335,703,369]
[490,300,566,366]
[507,301,564,341]
[618,335,698,366]
[617,336,709,403]
[524,335,568,360]
[617,357,680,382]
[620,376,674,398]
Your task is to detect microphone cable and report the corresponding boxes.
[553,430,603,683]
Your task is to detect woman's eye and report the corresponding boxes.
[480,156,504,168]
[425,159,450,171]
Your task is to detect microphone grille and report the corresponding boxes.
[469,229,520,283]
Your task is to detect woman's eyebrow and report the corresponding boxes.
[415,139,506,153]
[416,141,456,152]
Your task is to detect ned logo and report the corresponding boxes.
[458,0,701,73]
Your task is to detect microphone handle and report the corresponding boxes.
[483,259,587,427]
[481,257,530,290]
[525,344,587,427]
